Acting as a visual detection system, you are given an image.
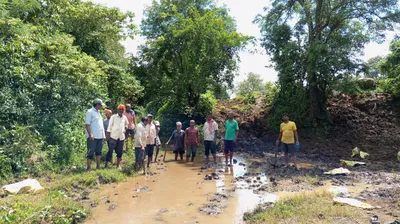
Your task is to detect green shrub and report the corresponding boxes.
[0,126,52,180]
[198,91,217,117]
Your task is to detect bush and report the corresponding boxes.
[0,126,52,180]
[197,91,217,118]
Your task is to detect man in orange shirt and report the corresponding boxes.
[276,114,300,170]
[123,104,136,151]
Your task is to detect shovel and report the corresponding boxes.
[272,143,279,169]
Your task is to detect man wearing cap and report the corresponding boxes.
[123,104,136,151]
[153,121,162,162]
[105,105,129,168]
[145,114,157,168]
[85,99,106,171]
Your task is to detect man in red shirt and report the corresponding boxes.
[123,104,136,151]
[185,120,200,162]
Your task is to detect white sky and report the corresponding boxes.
[92,0,394,85]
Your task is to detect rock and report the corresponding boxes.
[233,159,238,164]
[132,195,138,198]
[324,168,351,175]
[105,199,110,204]
[333,197,373,209]
[198,173,201,175]
[108,204,117,210]
[2,179,44,195]
[328,186,350,197]
[239,162,246,167]
[159,208,168,213]
[340,160,366,167]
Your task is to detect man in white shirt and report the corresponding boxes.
[106,104,128,168]
[85,99,106,171]
[203,115,218,163]
[145,114,157,168]
[135,117,148,171]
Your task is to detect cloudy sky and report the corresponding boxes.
[92,0,394,84]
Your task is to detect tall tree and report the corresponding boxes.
[137,0,250,115]
[256,0,400,122]
[236,72,265,96]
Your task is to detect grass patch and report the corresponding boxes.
[0,168,135,223]
[243,191,365,224]
[293,174,321,186]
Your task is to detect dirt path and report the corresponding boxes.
[85,153,271,224]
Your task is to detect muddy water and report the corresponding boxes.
[86,153,276,224]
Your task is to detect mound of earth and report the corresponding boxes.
[214,93,400,170]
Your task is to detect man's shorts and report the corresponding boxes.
[146,144,155,157]
[204,141,216,156]
[87,138,103,160]
[126,129,135,135]
[106,138,124,161]
[224,140,235,154]
[282,143,295,154]
[135,147,143,163]
[186,144,197,157]
[173,148,185,155]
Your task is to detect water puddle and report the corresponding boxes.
[85,153,278,224]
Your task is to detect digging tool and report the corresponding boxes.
[272,143,279,169]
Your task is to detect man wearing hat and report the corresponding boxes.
[145,114,157,168]
[85,99,106,171]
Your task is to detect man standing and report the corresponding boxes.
[185,120,200,162]
[123,104,136,151]
[145,114,157,168]
[154,121,162,162]
[224,112,239,166]
[135,117,148,171]
[85,99,106,171]
[106,105,128,168]
[166,122,185,161]
[203,115,218,163]
[276,114,300,170]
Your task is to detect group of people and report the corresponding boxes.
[85,98,300,171]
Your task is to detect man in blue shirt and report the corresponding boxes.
[85,99,105,171]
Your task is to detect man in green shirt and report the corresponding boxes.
[224,112,239,166]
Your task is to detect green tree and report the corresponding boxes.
[365,56,385,79]
[236,72,265,96]
[137,0,250,116]
[379,40,400,95]
[256,0,400,123]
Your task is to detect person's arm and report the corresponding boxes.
[214,122,218,142]
[234,121,239,142]
[293,123,299,144]
[197,129,200,146]
[85,111,94,140]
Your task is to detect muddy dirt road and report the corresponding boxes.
[86,153,274,224]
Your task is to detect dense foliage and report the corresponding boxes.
[0,0,142,179]
[134,0,250,128]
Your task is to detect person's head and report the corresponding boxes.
[228,112,234,120]
[117,104,125,116]
[176,121,182,130]
[104,109,112,119]
[126,104,131,111]
[141,116,148,125]
[147,114,153,122]
[93,98,104,110]
[282,114,289,122]
[189,120,195,128]
[207,115,213,122]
